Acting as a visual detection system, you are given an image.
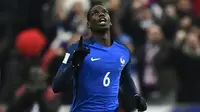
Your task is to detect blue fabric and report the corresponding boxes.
[53,38,137,112]
[173,105,200,112]
[118,34,136,74]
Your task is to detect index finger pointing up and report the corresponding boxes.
[78,36,83,48]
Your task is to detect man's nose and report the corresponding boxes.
[99,12,105,17]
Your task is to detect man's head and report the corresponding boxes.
[186,32,200,49]
[146,24,163,44]
[87,5,112,33]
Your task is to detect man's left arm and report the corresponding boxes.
[120,59,137,95]
[120,57,147,111]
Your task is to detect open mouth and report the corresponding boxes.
[99,18,107,24]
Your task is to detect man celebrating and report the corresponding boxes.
[52,5,147,112]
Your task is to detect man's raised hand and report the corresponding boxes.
[72,36,90,68]
[78,36,84,48]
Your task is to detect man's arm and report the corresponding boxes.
[120,55,147,111]
[120,58,137,95]
[52,43,77,93]
[52,37,90,93]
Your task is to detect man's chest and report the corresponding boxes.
[81,46,129,73]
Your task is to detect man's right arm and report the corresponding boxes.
[52,43,78,93]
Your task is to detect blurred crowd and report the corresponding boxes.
[0,0,200,111]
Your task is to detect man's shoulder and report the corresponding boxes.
[114,41,130,54]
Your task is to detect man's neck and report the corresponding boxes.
[92,31,111,47]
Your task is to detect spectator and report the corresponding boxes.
[1,28,60,112]
[167,27,200,103]
[136,24,176,102]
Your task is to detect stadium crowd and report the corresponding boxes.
[0,0,200,111]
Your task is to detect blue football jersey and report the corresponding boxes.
[52,38,137,112]
[65,38,130,112]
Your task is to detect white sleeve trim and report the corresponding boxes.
[62,53,70,64]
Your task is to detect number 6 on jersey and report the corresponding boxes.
[103,72,110,87]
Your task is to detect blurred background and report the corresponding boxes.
[0,0,200,112]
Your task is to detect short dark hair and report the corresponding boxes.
[87,4,104,21]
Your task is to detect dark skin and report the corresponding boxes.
[87,5,112,47]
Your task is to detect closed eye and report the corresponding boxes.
[92,11,98,15]
[103,9,109,14]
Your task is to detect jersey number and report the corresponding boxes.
[103,72,110,87]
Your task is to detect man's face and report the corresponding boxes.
[186,33,199,49]
[88,5,111,32]
[147,25,163,43]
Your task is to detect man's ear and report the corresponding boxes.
[87,21,90,28]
